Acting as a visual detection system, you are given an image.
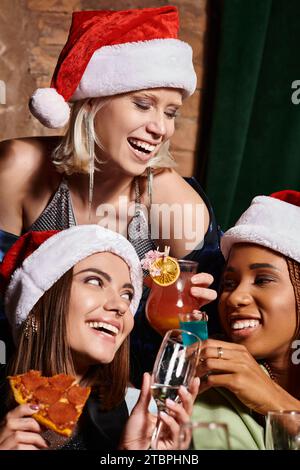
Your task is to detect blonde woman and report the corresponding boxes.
[0,6,222,380]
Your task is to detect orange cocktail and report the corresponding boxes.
[145,260,199,336]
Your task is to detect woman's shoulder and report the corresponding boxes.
[151,169,210,256]
[0,137,62,235]
[152,168,208,206]
[0,136,60,175]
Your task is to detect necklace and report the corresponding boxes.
[262,361,276,382]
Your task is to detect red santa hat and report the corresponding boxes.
[221,190,300,263]
[0,225,143,329]
[29,6,197,129]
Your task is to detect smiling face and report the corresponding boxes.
[94,88,182,175]
[67,252,134,374]
[219,244,297,361]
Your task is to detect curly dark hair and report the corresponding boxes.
[287,258,300,340]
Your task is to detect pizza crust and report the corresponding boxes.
[9,370,91,437]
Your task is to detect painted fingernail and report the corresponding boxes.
[166,398,176,407]
[30,404,39,410]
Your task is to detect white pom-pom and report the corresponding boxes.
[29,88,70,128]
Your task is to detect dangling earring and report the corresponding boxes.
[24,313,38,339]
[147,167,153,207]
[84,111,95,223]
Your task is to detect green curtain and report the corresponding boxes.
[204,0,300,230]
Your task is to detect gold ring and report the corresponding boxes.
[217,346,224,359]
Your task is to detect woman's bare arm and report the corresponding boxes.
[0,137,60,235]
[151,169,210,258]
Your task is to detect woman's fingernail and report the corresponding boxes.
[191,287,199,295]
[30,404,39,410]
[180,386,188,394]
[166,398,176,407]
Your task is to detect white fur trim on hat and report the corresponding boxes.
[221,196,300,263]
[29,88,70,129]
[5,225,143,328]
[72,39,197,101]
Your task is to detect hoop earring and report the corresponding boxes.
[24,313,38,339]
[84,112,95,222]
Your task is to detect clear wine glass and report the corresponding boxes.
[178,421,231,450]
[266,411,300,450]
[150,328,201,449]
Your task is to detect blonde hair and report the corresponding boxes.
[52,97,177,175]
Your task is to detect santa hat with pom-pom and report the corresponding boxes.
[0,225,143,330]
[29,6,197,129]
[221,190,300,263]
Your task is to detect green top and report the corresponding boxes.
[192,366,269,450]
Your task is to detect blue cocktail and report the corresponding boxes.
[179,312,208,345]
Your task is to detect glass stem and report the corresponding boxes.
[150,412,164,450]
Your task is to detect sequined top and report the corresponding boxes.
[28,177,156,261]
[28,179,76,232]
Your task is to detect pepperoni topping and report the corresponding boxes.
[10,370,90,435]
[21,371,48,391]
[34,386,61,404]
[48,402,77,426]
[48,374,75,390]
[67,385,90,406]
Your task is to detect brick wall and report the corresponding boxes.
[0,0,208,176]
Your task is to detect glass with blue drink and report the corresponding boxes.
[179,311,208,345]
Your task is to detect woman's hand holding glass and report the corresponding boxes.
[150,329,201,449]
[119,372,199,450]
[197,338,290,415]
[190,272,218,308]
[145,262,217,337]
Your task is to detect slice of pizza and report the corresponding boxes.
[8,370,91,437]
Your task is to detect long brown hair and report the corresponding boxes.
[8,268,129,410]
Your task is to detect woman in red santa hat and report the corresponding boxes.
[0,6,223,381]
[188,190,300,450]
[0,225,198,450]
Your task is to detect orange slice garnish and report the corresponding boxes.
[150,256,180,286]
